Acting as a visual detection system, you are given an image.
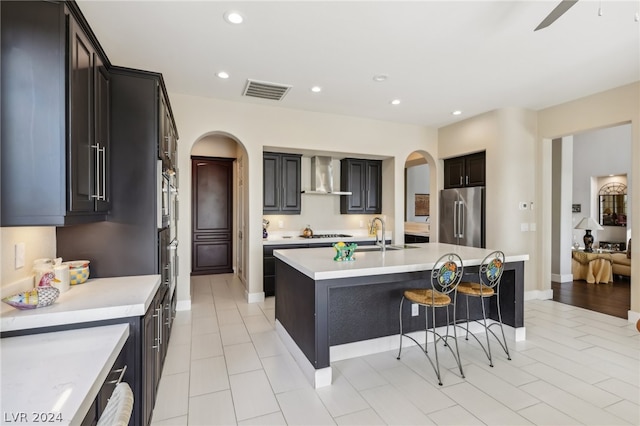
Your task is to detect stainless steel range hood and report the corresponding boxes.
[302,156,352,195]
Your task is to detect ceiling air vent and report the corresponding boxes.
[242,79,291,101]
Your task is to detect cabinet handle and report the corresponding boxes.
[459,175,463,186]
[466,175,469,185]
[100,145,106,200]
[106,365,127,385]
[91,143,100,199]
[157,307,163,351]
[91,143,107,201]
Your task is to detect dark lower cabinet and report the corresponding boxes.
[404,234,429,243]
[82,341,130,426]
[263,244,309,296]
[143,287,169,426]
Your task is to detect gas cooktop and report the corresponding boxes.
[300,233,353,239]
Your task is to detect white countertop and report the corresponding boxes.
[1,323,129,426]
[1,275,161,333]
[404,222,430,237]
[263,231,391,246]
[274,243,529,280]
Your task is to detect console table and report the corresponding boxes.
[571,250,613,284]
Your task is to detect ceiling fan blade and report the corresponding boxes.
[534,0,579,31]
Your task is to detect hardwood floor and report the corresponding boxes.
[552,276,631,318]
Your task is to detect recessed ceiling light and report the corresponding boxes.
[310,86,322,93]
[390,99,401,105]
[373,74,388,82]
[216,71,230,79]
[224,11,244,24]
[452,110,462,115]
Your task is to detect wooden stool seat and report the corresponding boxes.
[457,282,494,297]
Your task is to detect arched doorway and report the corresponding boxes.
[404,150,438,243]
[190,133,249,283]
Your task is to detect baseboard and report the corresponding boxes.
[551,273,573,283]
[176,299,191,311]
[524,289,553,301]
[246,290,265,304]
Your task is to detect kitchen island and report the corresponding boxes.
[274,243,528,387]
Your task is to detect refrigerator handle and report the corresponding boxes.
[459,201,464,238]
[453,201,458,237]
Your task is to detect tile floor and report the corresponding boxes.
[151,274,639,426]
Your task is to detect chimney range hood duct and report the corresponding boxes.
[302,156,352,195]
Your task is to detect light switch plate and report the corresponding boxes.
[15,243,25,269]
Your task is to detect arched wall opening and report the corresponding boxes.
[187,131,250,287]
[404,150,438,243]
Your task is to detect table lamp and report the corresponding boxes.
[574,216,603,252]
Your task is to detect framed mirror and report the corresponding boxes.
[598,182,627,226]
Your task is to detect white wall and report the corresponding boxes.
[538,82,639,315]
[170,93,438,302]
[572,123,632,245]
[438,108,538,292]
[0,227,56,293]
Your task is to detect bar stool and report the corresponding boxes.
[397,253,464,385]
[457,250,511,367]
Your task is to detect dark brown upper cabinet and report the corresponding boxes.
[263,153,301,215]
[1,1,110,226]
[443,152,486,189]
[340,159,382,214]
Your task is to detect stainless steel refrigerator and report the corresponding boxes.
[439,187,485,248]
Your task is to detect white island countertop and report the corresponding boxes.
[1,275,161,333]
[1,323,129,426]
[274,243,529,280]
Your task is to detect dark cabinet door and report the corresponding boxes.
[364,161,382,213]
[263,153,280,212]
[281,155,302,212]
[341,159,366,212]
[444,157,465,189]
[69,18,96,213]
[341,159,381,214]
[94,57,110,212]
[465,152,486,187]
[192,157,234,274]
[443,152,485,189]
[143,304,157,426]
[263,153,301,214]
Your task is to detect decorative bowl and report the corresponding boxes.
[64,260,90,285]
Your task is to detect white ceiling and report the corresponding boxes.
[76,0,640,128]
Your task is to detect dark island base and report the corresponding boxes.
[275,259,524,372]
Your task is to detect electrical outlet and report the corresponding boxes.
[359,220,364,228]
[411,303,419,316]
[278,220,284,229]
[15,243,25,269]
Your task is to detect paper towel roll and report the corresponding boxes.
[54,264,70,293]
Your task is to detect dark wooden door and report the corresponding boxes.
[192,157,234,274]
[444,157,465,189]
